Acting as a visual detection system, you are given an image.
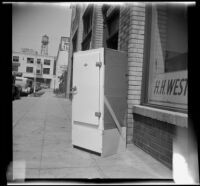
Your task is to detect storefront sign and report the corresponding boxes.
[60,37,69,51]
[149,71,187,109]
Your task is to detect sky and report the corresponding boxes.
[12,3,72,57]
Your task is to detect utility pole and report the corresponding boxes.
[64,70,67,98]
[34,56,37,94]
[54,75,56,92]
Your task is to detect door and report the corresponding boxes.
[72,49,103,125]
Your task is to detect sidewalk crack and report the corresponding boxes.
[89,154,109,179]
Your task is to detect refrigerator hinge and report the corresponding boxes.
[96,62,102,68]
[95,112,101,118]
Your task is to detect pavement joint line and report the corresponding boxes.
[38,97,48,178]
[13,97,41,128]
[38,92,70,177]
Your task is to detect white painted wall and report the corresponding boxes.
[55,50,69,89]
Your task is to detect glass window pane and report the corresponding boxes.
[13,56,19,62]
[43,68,50,74]
[146,5,188,111]
[27,58,34,63]
[26,67,33,73]
[37,59,41,64]
[44,59,50,65]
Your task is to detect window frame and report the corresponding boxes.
[13,56,19,62]
[105,7,120,50]
[44,59,51,65]
[27,57,34,64]
[37,59,41,64]
[43,68,50,75]
[141,4,188,113]
[36,69,41,74]
[26,66,34,73]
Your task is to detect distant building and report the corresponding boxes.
[54,36,70,90]
[12,48,56,88]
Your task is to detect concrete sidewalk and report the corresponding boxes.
[12,90,172,180]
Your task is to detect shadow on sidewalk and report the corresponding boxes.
[29,91,45,97]
[53,93,66,99]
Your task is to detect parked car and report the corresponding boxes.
[30,87,34,94]
[40,84,49,89]
[12,74,22,100]
[12,74,15,100]
[12,74,21,100]
[35,82,41,92]
[15,77,33,96]
[14,85,22,99]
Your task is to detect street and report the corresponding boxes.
[12,89,172,179]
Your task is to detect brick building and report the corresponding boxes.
[66,2,197,180]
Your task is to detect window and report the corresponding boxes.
[37,59,41,64]
[106,7,119,50]
[44,59,50,65]
[82,5,93,51]
[12,66,18,72]
[144,4,188,111]
[60,37,69,51]
[13,56,19,62]
[82,32,92,51]
[27,57,34,63]
[12,63,20,72]
[61,42,69,51]
[43,68,50,74]
[36,69,41,74]
[26,67,33,73]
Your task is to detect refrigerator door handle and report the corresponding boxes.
[71,86,77,95]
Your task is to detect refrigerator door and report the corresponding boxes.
[72,49,103,126]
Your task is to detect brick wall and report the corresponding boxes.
[133,114,175,169]
[76,5,84,51]
[91,5,104,49]
[119,5,130,52]
[127,3,145,143]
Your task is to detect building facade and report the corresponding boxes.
[66,3,197,180]
[55,37,70,90]
[12,48,56,88]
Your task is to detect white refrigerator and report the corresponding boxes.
[72,48,127,157]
